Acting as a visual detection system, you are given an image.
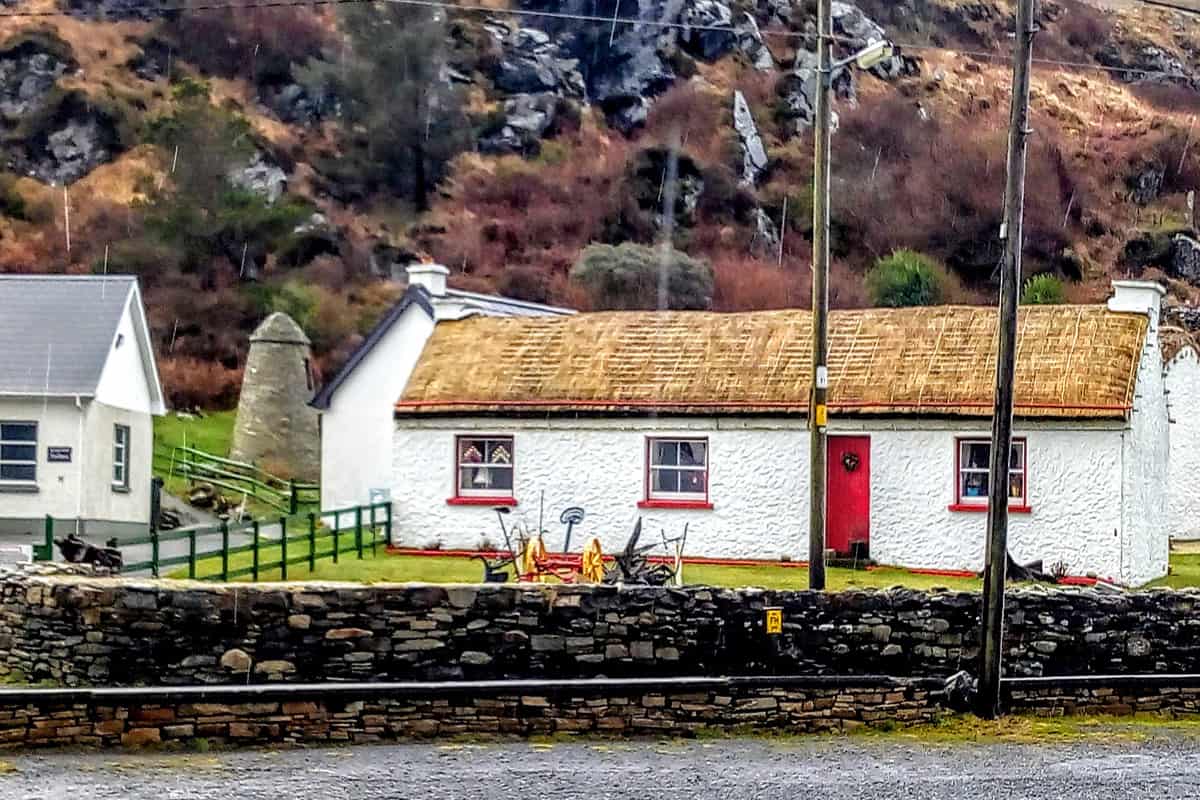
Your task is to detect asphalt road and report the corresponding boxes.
[6,735,1200,799]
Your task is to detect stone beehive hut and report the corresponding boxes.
[231,312,320,481]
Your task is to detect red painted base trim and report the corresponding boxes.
[446,497,518,507]
[947,503,1032,514]
[637,499,714,510]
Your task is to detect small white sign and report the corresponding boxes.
[816,366,829,389]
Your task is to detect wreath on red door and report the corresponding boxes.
[842,452,860,472]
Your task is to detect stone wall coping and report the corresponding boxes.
[1003,674,1200,691]
[0,675,953,705]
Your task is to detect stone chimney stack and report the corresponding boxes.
[230,312,320,482]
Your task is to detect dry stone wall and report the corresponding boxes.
[0,677,950,748]
[4,566,1200,688]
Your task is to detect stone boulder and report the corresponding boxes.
[267,82,338,126]
[1128,164,1165,206]
[777,49,851,133]
[679,0,737,62]
[489,23,585,97]
[229,153,288,204]
[480,92,560,155]
[736,13,775,72]
[733,90,768,186]
[1172,234,1200,283]
[0,40,71,119]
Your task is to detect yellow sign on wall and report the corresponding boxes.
[765,607,783,635]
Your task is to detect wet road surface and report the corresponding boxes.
[5,734,1200,799]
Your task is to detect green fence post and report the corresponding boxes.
[333,512,340,564]
[369,504,377,557]
[188,529,197,580]
[151,528,160,579]
[280,517,288,581]
[252,520,261,582]
[308,512,317,572]
[289,479,298,516]
[41,516,53,561]
[220,520,229,582]
[385,502,392,547]
[355,506,363,560]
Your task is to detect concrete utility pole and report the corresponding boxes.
[809,0,834,591]
[978,0,1037,720]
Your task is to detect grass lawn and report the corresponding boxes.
[154,410,237,458]
[176,542,983,590]
[1151,553,1200,589]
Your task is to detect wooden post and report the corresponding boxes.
[355,506,364,560]
[42,515,53,561]
[151,528,160,579]
[808,0,834,591]
[188,529,197,580]
[370,504,378,557]
[251,520,261,582]
[333,513,341,565]
[308,512,317,572]
[385,503,393,547]
[289,479,298,516]
[979,0,1036,721]
[280,517,289,581]
[219,520,229,582]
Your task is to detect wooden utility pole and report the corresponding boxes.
[809,0,833,591]
[978,0,1037,720]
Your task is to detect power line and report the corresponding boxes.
[0,0,1197,84]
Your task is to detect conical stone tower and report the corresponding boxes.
[231,312,320,481]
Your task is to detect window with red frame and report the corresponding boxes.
[956,438,1026,507]
[647,438,708,501]
[456,436,514,497]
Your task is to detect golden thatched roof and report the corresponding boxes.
[397,305,1149,419]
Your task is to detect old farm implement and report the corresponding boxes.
[475,504,687,585]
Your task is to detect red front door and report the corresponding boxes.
[826,436,871,556]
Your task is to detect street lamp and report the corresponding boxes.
[808,21,896,591]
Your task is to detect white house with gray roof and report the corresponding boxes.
[0,275,165,545]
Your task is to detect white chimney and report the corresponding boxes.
[407,263,449,297]
[1108,280,1165,320]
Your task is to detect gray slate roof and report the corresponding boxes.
[0,275,135,396]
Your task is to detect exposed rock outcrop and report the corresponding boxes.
[229,153,288,204]
[733,90,768,186]
[488,23,585,97]
[679,0,736,61]
[480,92,560,155]
[1172,234,1200,283]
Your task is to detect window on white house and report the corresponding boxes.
[113,424,130,490]
[648,438,709,500]
[0,421,37,483]
[957,438,1026,507]
[456,436,514,496]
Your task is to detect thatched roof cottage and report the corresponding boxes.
[315,271,1172,586]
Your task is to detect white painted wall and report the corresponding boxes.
[94,297,155,415]
[321,306,436,511]
[390,415,1158,584]
[1122,313,1171,586]
[1166,348,1200,540]
[81,400,153,527]
[0,397,87,528]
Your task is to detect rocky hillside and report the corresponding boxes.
[3,0,1200,406]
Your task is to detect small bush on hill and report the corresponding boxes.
[571,242,714,310]
[158,356,243,410]
[1021,273,1067,305]
[0,173,27,220]
[865,250,949,308]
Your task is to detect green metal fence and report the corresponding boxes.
[36,502,392,582]
[166,445,320,515]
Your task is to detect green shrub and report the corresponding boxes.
[0,174,27,220]
[865,249,949,308]
[570,242,714,310]
[1021,273,1067,305]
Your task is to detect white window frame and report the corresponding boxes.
[647,438,710,501]
[113,424,131,491]
[0,421,37,485]
[455,435,515,498]
[956,438,1027,508]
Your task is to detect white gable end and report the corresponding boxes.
[94,291,164,415]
